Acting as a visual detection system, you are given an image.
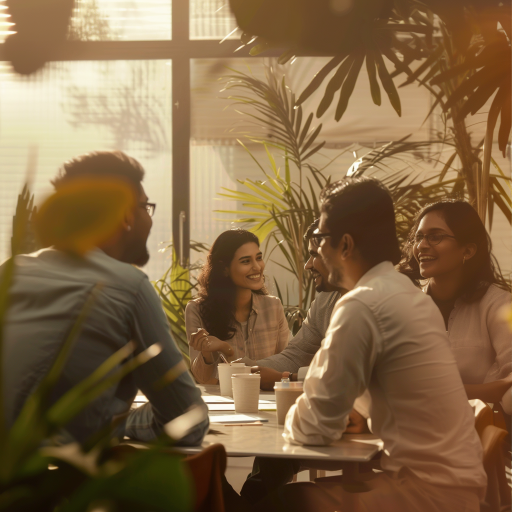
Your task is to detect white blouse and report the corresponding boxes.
[444,284,511,385]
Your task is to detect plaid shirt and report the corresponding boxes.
[186,294,290,384]
[245,291,342,373]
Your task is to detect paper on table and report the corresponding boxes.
[202,396,234,404]
[209,414,269,424]
[207,402,277,411]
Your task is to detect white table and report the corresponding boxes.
[172,385,383,465]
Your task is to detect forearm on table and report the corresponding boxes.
[465,379,512,403]
[190,354,217,384]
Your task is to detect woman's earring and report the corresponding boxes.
[126,225,132,232]
[462,256,466,265]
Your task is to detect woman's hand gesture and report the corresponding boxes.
[189,328,234,358]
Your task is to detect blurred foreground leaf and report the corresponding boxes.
[34,177,136,257]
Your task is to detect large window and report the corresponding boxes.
[0,60,172,280]
[0,1,509,291]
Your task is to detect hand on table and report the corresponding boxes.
[189,328,234,358]
[344,408,370,434]
[251,366,286,391]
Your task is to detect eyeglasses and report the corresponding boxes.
[140,202,156,217]
[310,230,332,244]
[411,233,456,246]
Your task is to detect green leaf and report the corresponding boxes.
[296,54,345,106]
[316,55,355,118]
[366,51,381,106]
[251,218,277,242]
[298,112,313,148]
[60,450,192,512]
[438,152,458,182]
[399,44,444,88]
[335,51,365,121]
[374,48,402,117]
[300,124,323,156]
[302,141,327,161]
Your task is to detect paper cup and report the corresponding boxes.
[274,382,303,425]
[218,363,250,397]
[232,373,261,413]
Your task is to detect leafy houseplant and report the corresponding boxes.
[216,67,334,327]
[153,241,210,366]
[228,0,511,226]
[214,67,476,327]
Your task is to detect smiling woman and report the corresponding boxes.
[185,228,290,384]
[398,200,512,414]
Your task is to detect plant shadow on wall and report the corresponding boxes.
[65,61,170,158]
[0,178,205,511]
[213,66,475,332]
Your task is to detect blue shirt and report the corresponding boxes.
[1,248,208,445]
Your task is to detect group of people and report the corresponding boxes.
[1,150,511,511]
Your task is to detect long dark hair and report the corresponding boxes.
[398,199,510,301]
[196,229,268,340]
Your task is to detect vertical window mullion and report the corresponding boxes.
[171,0,191,266]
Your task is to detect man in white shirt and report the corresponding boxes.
[262,177,486,512]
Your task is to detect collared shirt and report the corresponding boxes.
[1,248,208,445]
[186,294,290,384]
[284,261,486,494]
[428,284,511,385]
[244,291,341,374]
[245,290,371,418]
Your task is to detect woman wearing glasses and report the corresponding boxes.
[186,229,290,384]
[399,200,512,412]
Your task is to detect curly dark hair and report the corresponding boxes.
[196,229,268,340]
[397,199,510,301]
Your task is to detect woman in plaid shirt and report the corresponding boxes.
[186,229,290,384]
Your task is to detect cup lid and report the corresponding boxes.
[218,362,245,366]
[232,373,260,378]
[274,381,303,389]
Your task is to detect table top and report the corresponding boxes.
[171,385,383,462]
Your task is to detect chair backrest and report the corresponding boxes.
[471,399,494,438]
[110,443,228,512]
[480,425,509,512]
[184,443,227,512]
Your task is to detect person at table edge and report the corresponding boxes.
[398,199,512,417]
[260,177,486,511]
[242,219,371,428]
[1,151,208,445]
[186,229,290,384]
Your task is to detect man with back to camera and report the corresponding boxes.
[1,150,208,445]
[238,220,371,503]
[243,219,370,429]
[256,177,486,512]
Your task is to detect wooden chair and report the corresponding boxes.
[473,399,495,437]
[111,443,228,512]
[479,425,510,512]
[185,444,227,512]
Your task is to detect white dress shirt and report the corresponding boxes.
[284,261,486,494]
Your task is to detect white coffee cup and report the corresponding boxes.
[274,381,303,425]
[232,373,261,413]
[218,363,250,397]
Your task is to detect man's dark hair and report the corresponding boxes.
[52,151,145,191]
[304,219,320,241]
[320,177,401,265]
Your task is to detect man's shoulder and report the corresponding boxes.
[13,248,148,293]
[343,267,425,310]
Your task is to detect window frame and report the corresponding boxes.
[0,1,284,265]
